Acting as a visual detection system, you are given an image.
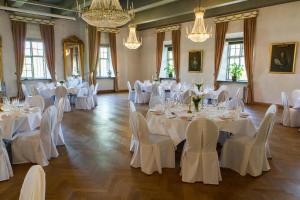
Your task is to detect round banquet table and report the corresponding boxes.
[0,107,42,140]
[146,105,256,146]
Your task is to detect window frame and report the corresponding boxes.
[159,44,176,80]
[225,38,247,82]
[96,44,115,78]
[22,39,50,80]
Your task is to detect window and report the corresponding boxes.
[159,45,175,79]
[218,39,247,82]
[22,40,50,79]
[97,46,115,78]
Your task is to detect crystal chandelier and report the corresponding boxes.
[123,24,142,49]
[186,6,212,43]
[79,0,134,28]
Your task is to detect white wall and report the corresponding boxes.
[137,1,300,104]
[254,1,300,105]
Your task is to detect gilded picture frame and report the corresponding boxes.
[0,36,3,81]
[269,42,298,74]
[188,50,203,73]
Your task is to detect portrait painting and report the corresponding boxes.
[270,42,297,74]
[188,50,203,73]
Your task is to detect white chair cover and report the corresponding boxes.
[149,95,163,109]
[54,86,71,112]
[19,165,45,200]
[12,106,59,166]
[281,92,300,127]
[25,95,45,112]
[217,90,229,103]
[129,101,137,152]
[265,105,277,159]
[22,84,30,98]
[75,86,95,110]
[181,118,222,184]
[0,129,13,181]
[53,98,65,146]
[226,89,244,110]
[93,83,99,107]
[134,81,151,104]
[130,112,175,175]
[127,81,135,101]
[221,108,275,176]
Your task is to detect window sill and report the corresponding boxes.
[96,77,115,80]
[217,80,248,84]
[160,78,176,80]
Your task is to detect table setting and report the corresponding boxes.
[0,98,42,140]
[146,100,256,146]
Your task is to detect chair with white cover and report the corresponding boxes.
[149,95,163,109]
[53,98,65,146]
[54,86,71,112]
[127,81,135,101]
[0,129,13,181]
[19,165,45,200]
[217,90,229,103]
[12,106,59,166]
[75,86,94,110]
[129,101,137,152]
[25,95,45,112]
[93,83,99,107]
[22,84,30,99]
[265,105,277,159]
[226,88,245,110]
[281,92,300,127]
[134,81,150,104]
[180,118,222,184]
[130,112,175,174]
[221,107,275,176]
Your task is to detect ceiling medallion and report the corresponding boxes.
[186,7,212,43]
[123,24,142,49]
[79,0,134,28]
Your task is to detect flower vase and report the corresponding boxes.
[193,99,201,112]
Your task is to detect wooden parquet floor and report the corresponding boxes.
[1,93,300,200]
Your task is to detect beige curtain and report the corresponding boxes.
[11,21,27,99]
[109,32,118,92]
[156,32,165,77]
[88,25,100,85]
[214,22,228,89]
[244,17,256,104]
[172,30,181,82]
[40,24,56,82]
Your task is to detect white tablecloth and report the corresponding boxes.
[0,107,42,140]
[146,106,256,146]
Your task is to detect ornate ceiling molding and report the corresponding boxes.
[9,15,54,25]
[156,24,180,33]
[214,10,258,23]
[96,27,120,33]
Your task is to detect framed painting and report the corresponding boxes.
[270,42,297,74]
[188,50,203,73]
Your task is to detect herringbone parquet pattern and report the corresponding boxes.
[1,93,300,200]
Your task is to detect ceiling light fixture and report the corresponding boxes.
[124,24,142,50]
[186,1,212,43]
[78,0,134,28]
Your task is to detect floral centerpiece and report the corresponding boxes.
[192,95,204,112]
[194,81,204,92]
